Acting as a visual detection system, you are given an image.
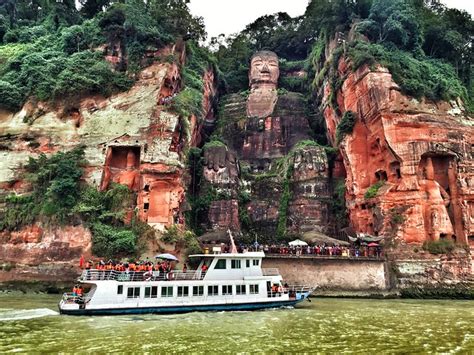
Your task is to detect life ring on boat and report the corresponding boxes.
[166,272,174,280]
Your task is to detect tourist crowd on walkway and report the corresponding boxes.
[240,244,383,258]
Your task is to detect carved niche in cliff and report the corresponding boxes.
[417,153,466,243]
[247,51,279,118]
[138,177,184,228]
[100,145,141,192]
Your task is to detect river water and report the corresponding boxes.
[0,294,472,353]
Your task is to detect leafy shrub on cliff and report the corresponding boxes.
[0,194,38,231]
[422,239,455,255]
[171,87,203,119]
[1,147,150,257]
[53,51,133,99]
[25,146,86,220]
[347,41,468,104]
[91,222,137,257]
[279,76,307,93]
[364,181,385,199]
[0,45,132,110]
[0,147,85,229]
[76,183,156,258]
[330,179,348,229]
[336,111,357,144]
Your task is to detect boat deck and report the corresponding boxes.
[79,268,281,282]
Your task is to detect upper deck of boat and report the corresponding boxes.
[79,252,277,283]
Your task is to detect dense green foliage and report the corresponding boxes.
[0,148,153,258]
[0,0,205,111]
[216,0,472,108]
[336,111,357,144]
[348,41,468,103]
[364,181,385,199]
[422,239,455,255]
[1,146,86,228]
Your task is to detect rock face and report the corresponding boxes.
[200,51,332,239]
[321,55,474,246]
[0,43,217,267]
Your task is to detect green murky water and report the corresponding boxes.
[0,294,472,353]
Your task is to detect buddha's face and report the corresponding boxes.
[249,51,279,88]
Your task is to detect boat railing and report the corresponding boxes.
[80,269,207,282]
[286,285,314,299]
[61,292,91,304]
[262,268,280,276]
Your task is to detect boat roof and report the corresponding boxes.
[189,252,265,258]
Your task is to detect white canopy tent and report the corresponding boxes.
[288,239,308,246]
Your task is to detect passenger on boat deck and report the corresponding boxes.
[201,264,208,273]
[72,285,79,296]
[183,263,187,273]
[76,286,83,297]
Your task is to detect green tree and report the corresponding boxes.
[147,0,206,41]
[79,0,111,18]
[358,0,422,51]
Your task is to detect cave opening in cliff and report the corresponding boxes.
[469,235,474,247]
[418,154,452,191]
[109,146,141,169]
[389,161,401,180]
[375,170,387,182]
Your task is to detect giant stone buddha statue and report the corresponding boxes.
[247,51,279,118]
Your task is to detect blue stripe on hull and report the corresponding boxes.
[60,299,305,316]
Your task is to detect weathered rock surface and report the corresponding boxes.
[200,51,333,238]
[0,43,217,269]
[321,55,474,247]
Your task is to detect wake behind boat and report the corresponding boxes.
[58,251,313,316]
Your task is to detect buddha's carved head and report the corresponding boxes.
[249,51,279,89]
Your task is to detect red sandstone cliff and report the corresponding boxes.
[321,50,474,248]
[0,43,217,278]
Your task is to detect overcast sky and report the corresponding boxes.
[188,0,474,40]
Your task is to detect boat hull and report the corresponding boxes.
[59,298,308,316]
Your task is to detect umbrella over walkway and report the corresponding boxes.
[288,239,308,246]
[155,253,179,261]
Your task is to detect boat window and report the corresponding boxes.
[231,260,241,269]
[178,286,189,297]
[253,260,259,266]
[236,285,246,295]
[193,286,204,296]
[117,285,123,295]
[250,284,259,294]
[145,286,158,298]
[215,259,227,269]
[127,287,140,299]
[208,285,218,296]
[161,286,173,298]
[246,260,250,268]
[222,285,232,295]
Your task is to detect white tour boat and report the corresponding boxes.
[59,252,313,315]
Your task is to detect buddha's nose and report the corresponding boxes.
[261,62,270,72]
